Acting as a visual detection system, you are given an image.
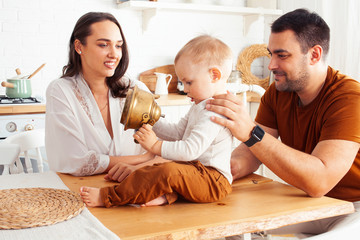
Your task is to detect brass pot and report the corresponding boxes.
[121,85,162,130]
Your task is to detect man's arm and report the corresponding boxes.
[230,123,279,180]
[207,93,360,197]
[230,143,261,180]
[250,127,359,197]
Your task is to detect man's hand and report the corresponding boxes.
[206,92,255,142]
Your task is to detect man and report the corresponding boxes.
[206,8,360,238]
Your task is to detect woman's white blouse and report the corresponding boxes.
[45,74,147,176]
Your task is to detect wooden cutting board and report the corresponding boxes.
[139,64,178,93]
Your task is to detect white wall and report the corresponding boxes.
[0,0,275,100]
[278,0,360,80]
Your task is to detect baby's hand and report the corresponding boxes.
[133,124,158,153]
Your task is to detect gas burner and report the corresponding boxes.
[0,95,41,104]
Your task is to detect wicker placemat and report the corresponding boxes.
[0,188,85,229]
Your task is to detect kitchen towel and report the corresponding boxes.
[0,171,120,240]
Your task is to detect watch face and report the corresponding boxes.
[253,125,265,140]
[244,125,265,147]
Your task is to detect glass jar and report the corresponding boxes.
[226,70,242,94]
[227,70,242,84]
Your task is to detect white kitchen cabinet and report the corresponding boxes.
[156,93,191,123]
[157,93,261,124]
[161,101,260,124]
[160,104,191,123]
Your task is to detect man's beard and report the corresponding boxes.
[274,58,309,92]
[274,70,309,92]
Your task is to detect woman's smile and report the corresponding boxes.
[104,60,117,69]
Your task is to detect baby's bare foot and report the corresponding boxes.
[141,195,168,207]
[79,186,104,207]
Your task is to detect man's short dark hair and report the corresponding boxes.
[271,8,330,58]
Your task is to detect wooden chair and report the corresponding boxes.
[3,129,45,174]
[0,143,21,175]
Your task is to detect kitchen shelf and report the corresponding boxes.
[117,1,282,31]
[117,1,282,16]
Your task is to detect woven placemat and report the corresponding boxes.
[0,188,85,229]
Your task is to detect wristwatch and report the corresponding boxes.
[244,125,265,147]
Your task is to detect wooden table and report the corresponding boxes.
[59,173,354,240]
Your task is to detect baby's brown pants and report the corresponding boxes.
[100,160,232,207]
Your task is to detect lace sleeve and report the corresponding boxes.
[77,152,109,176]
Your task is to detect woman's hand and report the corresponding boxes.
[206,92,256,142]
[104,162,137,183]
[105,155,171,182]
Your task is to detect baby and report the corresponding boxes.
[80,35,233,207]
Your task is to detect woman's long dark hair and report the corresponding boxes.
[62,12,130,98]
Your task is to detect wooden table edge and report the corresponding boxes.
[58,172,355,240]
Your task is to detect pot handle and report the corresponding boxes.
[1,81,15,88]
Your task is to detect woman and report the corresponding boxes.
[45,12,156,178]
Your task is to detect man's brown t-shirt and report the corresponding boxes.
[255,66,360,202]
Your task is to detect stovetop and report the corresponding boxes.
[0,95,41,104]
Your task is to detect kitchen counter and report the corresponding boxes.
[0,104,46,115]
[0,94,189,115]
[0,92,260,115]
[156,92,261,106]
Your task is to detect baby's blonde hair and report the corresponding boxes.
[175,35,233,78]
